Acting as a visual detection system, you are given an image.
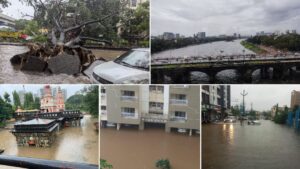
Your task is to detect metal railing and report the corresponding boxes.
[0,155,98,169]
[169,99,188,105]
[121,95,137,101]
[170,116,187,122]
[121,112,138,118]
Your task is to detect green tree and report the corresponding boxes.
[33,97,41,109]
[12,90,21,109]
[65,94,85,110]
[100,159,113,169]
[156,159,171,169]
[23,92,34,109]
[83,85,99,117]
[0,0,10,8]
[3,92,11,103]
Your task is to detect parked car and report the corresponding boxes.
[92,48,149,84]
[224,116,237,123]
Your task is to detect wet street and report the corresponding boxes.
[100,127,200,169]
[0,115,98,167]
[203,120,300,169]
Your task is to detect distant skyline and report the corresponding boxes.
[0,84,90,100]
[231,85,300,112]
[152,0,300,36]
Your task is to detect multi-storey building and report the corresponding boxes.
[291,90,300,109]
[100,85,200,136]
[201,85,231,123]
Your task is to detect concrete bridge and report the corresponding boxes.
[14,110,83,125]
[151,54,300,83]
[0,13,15,26]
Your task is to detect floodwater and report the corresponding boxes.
[152,40,300,83]
[100,127,200,169]
[203,120,300,169]
[152,39,255,59]
[0,115,98,168]
[0,45,125,84]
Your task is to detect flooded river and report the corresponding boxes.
[100,127,200,169]
[152,40,300,83]
[0,115,98,168]
[203,120,300,169]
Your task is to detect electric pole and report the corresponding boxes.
[240,90,248,116]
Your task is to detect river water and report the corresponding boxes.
[152,40,300,84]
[203,120,300,169]
[100,127,200,169]
[0,115,98,168]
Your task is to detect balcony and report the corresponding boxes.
[170,116,187,122]
[121,112,138,119]
[141,113,168,123]
[121,95,137,101]
[169,99,188,105]
[101,110,107,120]
[149,107,164,113]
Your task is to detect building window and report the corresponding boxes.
[170,94,188,104]
[121,107,136,117]
[101,88,106,93]
[174,111,186,118]
[149,85,164,92]
[121,90,135,96]
[101,106,106,110]
[131,0,137,7]
[170,111,187,121]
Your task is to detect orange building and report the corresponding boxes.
[40,85,65,113]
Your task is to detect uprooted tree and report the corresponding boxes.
[10,0,126,75]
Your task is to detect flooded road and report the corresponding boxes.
[100,127,200,169]
[203,120,300,169]
[0,115,98,166]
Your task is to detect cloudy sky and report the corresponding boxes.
[0,84,90,100]
[0,1,33,19]
[151,0,300,36]
[231,85,300,112]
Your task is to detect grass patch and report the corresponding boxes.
[241,40,266,54]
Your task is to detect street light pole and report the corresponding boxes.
[240,90,248,116]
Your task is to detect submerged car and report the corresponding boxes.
[224,116,237,123]
[92,48,149,84]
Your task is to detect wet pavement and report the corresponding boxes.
[0,115,98,166]
[100,127,200,169]
[203,120,300,169]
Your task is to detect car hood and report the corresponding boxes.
[93,61,149,83]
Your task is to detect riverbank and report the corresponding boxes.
[240,41,266,54]
[100,127,200,169]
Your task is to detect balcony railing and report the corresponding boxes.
[121,95,137,101]
[170,116,187,122]
[149,107,164,112]
[169,99,188,105]
[121,112,138,119]
[141,113,168,123]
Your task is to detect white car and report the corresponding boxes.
[224,116,237,123]
[92,48,149,84]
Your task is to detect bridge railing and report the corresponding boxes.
[152,53,300,65]
[0,155,98,169]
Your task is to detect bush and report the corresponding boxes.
[100,159,113,169]
[156,159,171,169]
[274,112,288,124]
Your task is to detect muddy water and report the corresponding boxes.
[203,120,300,169]
[0,45,90,84]
[0,115,98,167]
[100,127,200,169]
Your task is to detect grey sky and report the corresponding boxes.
[151,0,300,36]
[1,1,33,19]
[231,85,300,112]
[0,84,92,100]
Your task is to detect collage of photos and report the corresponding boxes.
[0,0,300,169]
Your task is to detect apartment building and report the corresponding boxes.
[202,85,231,122]
[100,85,200,136]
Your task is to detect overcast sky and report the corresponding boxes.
[0,84,90,100]
[1,1,33,19]
[151,0,300,36]
[231,85,300,112]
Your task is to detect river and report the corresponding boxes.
[202,120,300,169]
[0,115,98,168]
[100,127,200,169]
[152,40,300,84]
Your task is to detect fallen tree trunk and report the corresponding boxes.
[10,43,96,75]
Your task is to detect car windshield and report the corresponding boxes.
[114,50,149,70]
